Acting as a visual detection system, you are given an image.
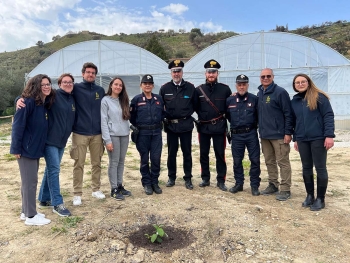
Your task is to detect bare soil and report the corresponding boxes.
[0,123,350,263]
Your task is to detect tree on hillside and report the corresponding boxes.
[145,35,168,60]
[36,41,44,48]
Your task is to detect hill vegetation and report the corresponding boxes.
[0,20,350,115]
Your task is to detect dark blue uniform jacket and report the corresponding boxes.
[291,92,335,142]
[130,93,165,135]
[195,81,232,134]
[46,89,76,148]
[160,79,196,133]
[10,98,48,158]
[72,80,104,135]
[257,82,293,139]
[226,92,258,129]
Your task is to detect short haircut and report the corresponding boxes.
[82,62,98,74]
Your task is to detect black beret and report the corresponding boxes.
[236,74,249,83]
[204,59,221,69]
[168,59,184,69]
[141,74,154,83]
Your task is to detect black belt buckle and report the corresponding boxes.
[171,119,178,123]
[211,119,216,125]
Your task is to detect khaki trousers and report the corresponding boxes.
[70,133,104,195]
[261,139,292,191]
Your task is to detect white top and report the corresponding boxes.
[101,96,130,144]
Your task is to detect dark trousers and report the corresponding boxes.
[136,134,162,186]
[298,140,328,200]
[167,130,193,181]
[231,130,261,187]
[18,157,40,217]
[199,133,227,183]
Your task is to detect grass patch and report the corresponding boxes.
[4,153,16,161]
[51,216,84,234]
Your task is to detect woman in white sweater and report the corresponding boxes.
[101,77,132,200]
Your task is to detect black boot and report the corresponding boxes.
[310,177,327,211]
[302,175,314,207]
[302,194,315,207]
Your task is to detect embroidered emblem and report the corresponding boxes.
[72,104,75,111]
[95,92,100,100]
[174,60,181,66]
[209,60,217,67]
[266,96,270,103]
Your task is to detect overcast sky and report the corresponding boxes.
[1,0,349,53]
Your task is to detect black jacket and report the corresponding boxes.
[159,79,196,133]
[46,89,76,148]
[291,92,335,141]
[195,81,232,134]
[226,92,258,129]
[130,93,165,135]
[72,80,105,135]
[257,82,293,139]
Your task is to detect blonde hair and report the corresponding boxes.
[292,73,330,111]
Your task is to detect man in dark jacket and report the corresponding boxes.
[226,74,261,196]
[257,68,293,201]
[195,59,232,191]
[160,60,196,190]
[71,62,106,206]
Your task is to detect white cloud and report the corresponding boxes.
[0,1,223,52]
[160,3,189,15]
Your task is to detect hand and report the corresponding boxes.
[106,143,113,152]
[231,92,237,96]
[14,154,21,159]
[16,98,25,110]
[284,135,292,144]
[294,141,299,152]
[324,137,334,150]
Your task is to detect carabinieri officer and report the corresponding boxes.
[195,59,232,191]
[130,74,165,195]
[160,60,197,190]
[226,74,261,196]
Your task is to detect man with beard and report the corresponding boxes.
[195,59,232,191]
[160,60,196,190]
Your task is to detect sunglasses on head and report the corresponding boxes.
[260,75,272,79]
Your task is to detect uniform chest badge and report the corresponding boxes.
[95,92,100,100]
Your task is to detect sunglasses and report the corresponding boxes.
[260,75,272,79]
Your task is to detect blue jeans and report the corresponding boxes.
[38,145,65,206]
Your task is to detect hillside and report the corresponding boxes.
[0,20,349,76]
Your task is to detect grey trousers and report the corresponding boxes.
[18,157,40,217]
[107,136,129,189]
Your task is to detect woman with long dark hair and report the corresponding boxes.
[291,73,335,211]
[11,74,55,225]
[101,77,132,200]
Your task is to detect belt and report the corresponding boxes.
[169,117,188,124]
[199,115,224,125]
[138,123,162,130]
[231,127,256,134]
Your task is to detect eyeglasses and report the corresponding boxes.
[294,80,308,86]
[260,75,272,79]
[84,71,96,75]
[41,83,52,87]
[62,81,74,85]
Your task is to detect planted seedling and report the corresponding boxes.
[145,224,168,243]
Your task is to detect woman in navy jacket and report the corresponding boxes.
[10,74,55,225]
[130,74,164,195]
[291,73,335,211]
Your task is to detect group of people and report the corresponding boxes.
[10,59,335,226]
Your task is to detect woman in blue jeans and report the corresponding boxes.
[37,73,76,216]
[291,73,335,211]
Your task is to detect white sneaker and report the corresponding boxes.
[92,190,105,199]
[73,196,82,206]
[25,214,51,226]
[20,212,45,221]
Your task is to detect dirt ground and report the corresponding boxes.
[0,122,350,263]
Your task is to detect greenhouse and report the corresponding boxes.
[27,32,350,128]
